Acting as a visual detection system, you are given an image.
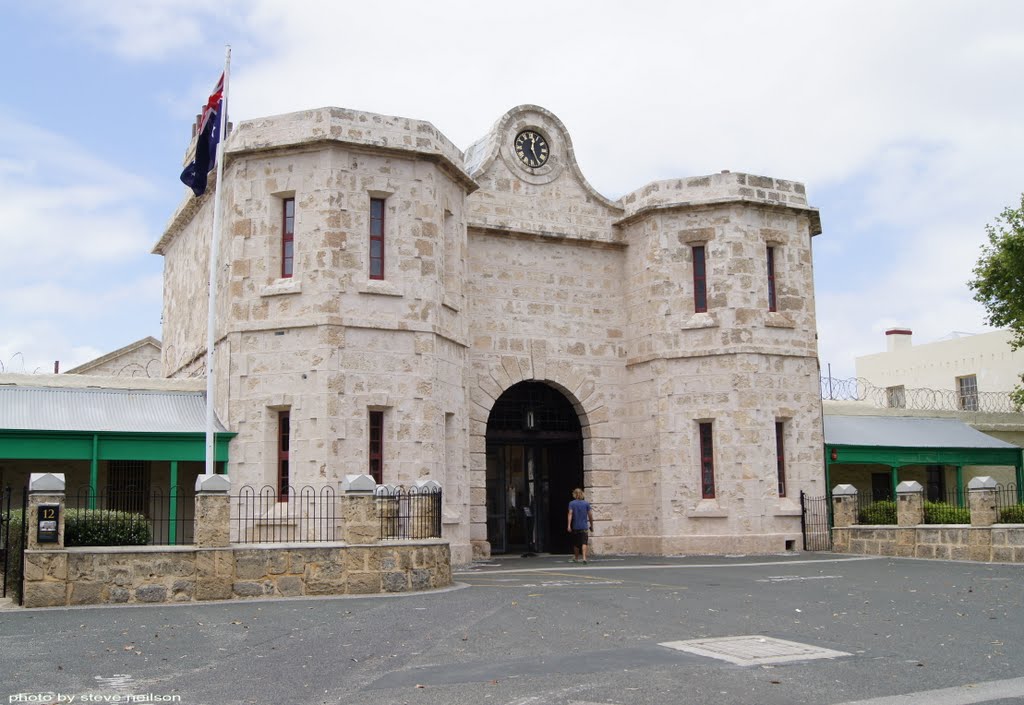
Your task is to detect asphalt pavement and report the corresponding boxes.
[1,552,1023,705]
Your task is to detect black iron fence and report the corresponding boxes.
[820,376,1020,413]
[0,486,25,600]
[995,483,1024,523]
[68,486,194,546]
[232,485,338,543]
[923,488,971,524]
[856,495,897,525]
[800,492,832,550]
[377,486,442,540]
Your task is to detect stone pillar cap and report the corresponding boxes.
[415,479,442,491]
[195,474,231,493]
[375,483,399,496]
[342,474,377,494]
[29,473,66,493]
[968,476,998,490]
[896,480,924,493]
[832,484,858,496]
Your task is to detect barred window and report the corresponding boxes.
[699,422,715,499]
[369,410,383,483]
[370,198,385,280]
[281,197,295,278]
[775,422,786,497]
[278,411,290,500]
[957,375,978,411]
[692,245,707,313]
[886,385,906,409]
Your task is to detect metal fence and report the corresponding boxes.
[232,485,338,543]
[855,495,897,525]
[68,486,194,546]
[995,483,1024,523]
[922,488,971,524]
[820,376,1020,414]
[377,486,442,540]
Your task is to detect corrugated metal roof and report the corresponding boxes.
[0,385,226,433]
[824,415,1019,449]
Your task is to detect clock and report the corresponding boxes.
[514,129,549,168]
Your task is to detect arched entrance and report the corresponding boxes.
[485,381,583,554]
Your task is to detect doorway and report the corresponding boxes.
[485,382,583,555]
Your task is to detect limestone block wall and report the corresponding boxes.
[465,230,627,553]
[464,105,622,243]
[22,541,452,608]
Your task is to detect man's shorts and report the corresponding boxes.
[572,529,589,548]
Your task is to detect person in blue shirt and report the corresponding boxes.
[566,487,594,563]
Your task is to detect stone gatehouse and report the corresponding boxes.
[155,104,825,565]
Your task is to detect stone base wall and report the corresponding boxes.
[833,525,1024,563]
[23,540,451,608]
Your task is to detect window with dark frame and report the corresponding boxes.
[692,245,707,313]
[699,422,715,499]
[957,375,978,411]
[766,245,777,312]
[369,198,385,280]
[278,411,290,500]
[775,421,787,497]
[108,460,151,515]
[886,385,906,409]
[369,410,383,483]
[281,197,295,278]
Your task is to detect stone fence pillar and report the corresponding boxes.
[897,481,924,526]
[831,484,858,528]
[194,474,231,548]
[968,476,998,527]
[340,474,380,544]
[26,473,66,551]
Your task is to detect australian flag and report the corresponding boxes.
[180,73,225,197]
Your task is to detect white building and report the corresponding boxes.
[856,328,1023,412]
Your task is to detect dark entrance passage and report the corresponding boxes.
[485,382,583,555]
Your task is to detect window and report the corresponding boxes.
[886,385,906,409]
[699,422,715,499]
[369,410,383,483]
[766,246,777,312]
[281,198,295,278]
[370,198,385,280]
[108,460,150,515]
[278,411,290,500]
[957,375,978,411]
[692,245,707,313]
[775,422,786,497]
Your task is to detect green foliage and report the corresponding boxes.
[858,500,897,525]
[65,509,151,547]
[998,504,1024,523]
[923,501,970,524]
[969,194,1024,409]
[2,509,24,600]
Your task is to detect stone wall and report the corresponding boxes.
[23,541,451,608]
[154,103,828,563]
[831,479,1024,563]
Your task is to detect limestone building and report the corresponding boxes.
[155,104,826,565]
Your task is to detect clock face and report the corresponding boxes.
[514,130,549,168]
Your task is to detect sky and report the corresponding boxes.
[1,0,1023,380]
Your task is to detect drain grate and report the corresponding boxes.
[659,635,850,666]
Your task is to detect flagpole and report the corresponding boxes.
[205,44,231,476]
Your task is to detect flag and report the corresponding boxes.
[180,73,225,197]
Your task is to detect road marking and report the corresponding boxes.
[756,574,842,582]
[456,556,878,576]
[834,676,1024,705]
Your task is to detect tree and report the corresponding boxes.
[969,193,1024,409]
